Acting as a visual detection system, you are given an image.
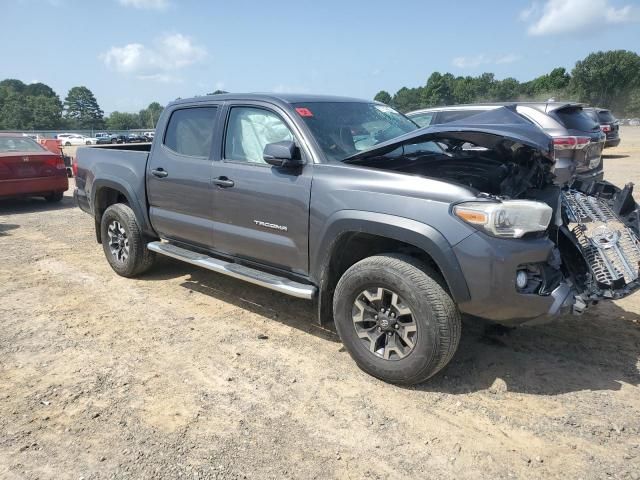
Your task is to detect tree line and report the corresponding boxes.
[1,49,639,130]
[0,79,165,131]
[374,50,640,115]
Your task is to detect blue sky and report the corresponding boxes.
[1,0,639,113]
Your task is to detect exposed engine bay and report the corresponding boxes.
[354,141,553,198]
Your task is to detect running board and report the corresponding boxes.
[147,241,316,300]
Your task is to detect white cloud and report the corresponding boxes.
[100,33,207,82]
[520,0,640,36]
[117,0,169,10]
[452,53,521,69]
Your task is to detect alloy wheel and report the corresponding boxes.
[107,220,130,264]
[352,287,417,360]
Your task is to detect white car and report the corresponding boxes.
[59,134,97,146]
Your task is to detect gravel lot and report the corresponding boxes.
[1,128,640,479]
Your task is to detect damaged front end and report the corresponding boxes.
[345,106,640,321]
[558,183,640,308]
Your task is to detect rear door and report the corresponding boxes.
[146,104,220,249]
[210,102,312,275]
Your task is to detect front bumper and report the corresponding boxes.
[453,233,575,325]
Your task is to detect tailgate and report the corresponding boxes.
[0,151,65,180]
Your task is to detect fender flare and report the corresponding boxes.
[311,210,470,304]
[91,177,154,237]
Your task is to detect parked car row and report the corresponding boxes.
[56,133,97,146]
[619,118,640,126]
[94,132,154,144]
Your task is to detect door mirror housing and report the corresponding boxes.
[263,141,304,168]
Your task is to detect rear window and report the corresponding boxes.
[436,110,486,124]
[0,137,47,153]
[163,107,218,157]
[553,107,599,131]
[597,110,616,123]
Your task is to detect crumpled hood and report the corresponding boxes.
[344,106,554,163]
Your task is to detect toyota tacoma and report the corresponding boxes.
[74,94,640,385]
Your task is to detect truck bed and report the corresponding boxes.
[74,144,153,236]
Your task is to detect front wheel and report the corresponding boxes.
[333,254,461,385]
[100,203,155,277]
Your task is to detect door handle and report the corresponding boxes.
[151,168,168,178]
[213,176,235,188]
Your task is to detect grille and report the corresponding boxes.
[562,190,640,288]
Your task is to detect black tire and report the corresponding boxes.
[100,203,155,277]
[111,138,117,144]
[65,142,71,146]
[45,191,64,203]
[333,254,461,385]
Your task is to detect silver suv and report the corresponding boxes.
[407,102,606,183]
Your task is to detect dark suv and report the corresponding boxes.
[584,107,620,148]
[408,102,606,183]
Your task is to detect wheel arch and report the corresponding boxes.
[92,179,152,243]
[311,211,470,326]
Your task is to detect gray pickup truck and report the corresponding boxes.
[75,93,640,385]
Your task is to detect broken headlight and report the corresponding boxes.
[453,200,552,238]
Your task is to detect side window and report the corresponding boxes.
[411,112,435,127]
[224,106,294,164]
[163,107,218,157]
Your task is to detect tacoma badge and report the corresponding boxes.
[254,220,288,232]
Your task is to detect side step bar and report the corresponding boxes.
[147,241,317,300]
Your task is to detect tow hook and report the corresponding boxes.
[572,295,587,315]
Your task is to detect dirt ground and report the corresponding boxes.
[1,128,640,480]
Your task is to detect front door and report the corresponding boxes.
[146,105,219,248]
[211,104,312,275]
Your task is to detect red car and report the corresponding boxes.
[0,134,69,202]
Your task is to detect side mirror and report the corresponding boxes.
[263,141,304,168]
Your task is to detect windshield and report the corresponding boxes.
[0,137,47,153]
[293,102,420,161]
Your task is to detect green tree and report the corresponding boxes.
[392,87,423,113]
[374,90,392,105]
[106,111,142,130]
[0,79,63,129]
[138,102,164,129]
[0,79,26,94]
[490,77,520,101]
[571,50,640,113]
[63,86,104,129]
[421,72,455,107]
[0,89,31,129]
[207,89,228,95]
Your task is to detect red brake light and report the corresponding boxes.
[553,136,590,151]
[600,124,611,133]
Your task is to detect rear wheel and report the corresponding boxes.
[45,192,64,203]
[100,203,155,277]
[333,254,461,385]
[65,142,71,146]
